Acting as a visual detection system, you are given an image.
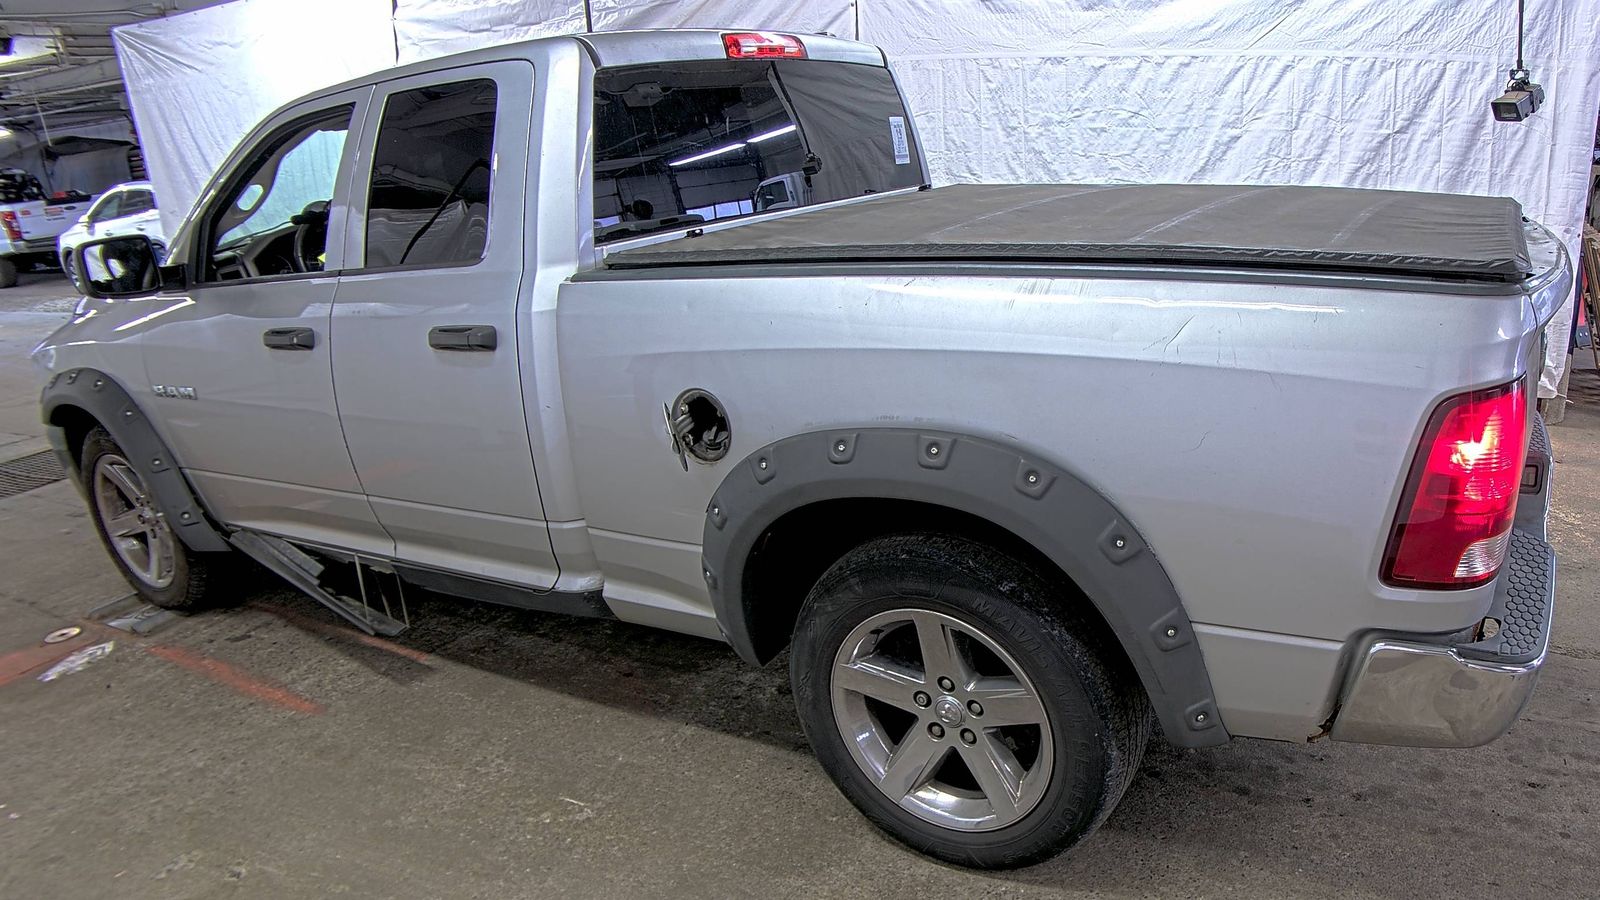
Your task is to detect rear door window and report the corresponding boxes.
[592,59,923,243]
[120,190,156,216]
[362,78,497,269]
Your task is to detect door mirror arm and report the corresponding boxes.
[158,262,188,290]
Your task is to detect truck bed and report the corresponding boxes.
[603,183,1532,284]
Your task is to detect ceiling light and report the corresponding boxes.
[747,124,797,143]
[668,142,746,166]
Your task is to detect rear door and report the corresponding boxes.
[114,188,163,242]
[331,61,559,588]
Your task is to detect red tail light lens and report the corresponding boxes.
[0,210,21,241]
[723,32,807,59]
[1382,380,1527,589]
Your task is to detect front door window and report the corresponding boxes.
[202,106,353,281]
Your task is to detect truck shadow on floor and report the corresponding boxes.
[238,582,1597,898]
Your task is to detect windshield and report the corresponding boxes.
[592,59,923,243]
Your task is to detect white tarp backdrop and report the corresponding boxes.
[114,0,396,234]
[115,0,1600,395]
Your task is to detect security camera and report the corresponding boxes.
[1492,68,1544,122]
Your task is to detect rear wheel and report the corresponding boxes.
[81,426,230,611]
[0,257,17,288]
[790,534,1150,868]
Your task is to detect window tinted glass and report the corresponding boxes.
[205,106,352,280]
[120,190,156,216]
[593,60,923,243]
[364,79,497,269]
[88,192,123,223]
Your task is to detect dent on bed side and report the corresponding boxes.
[699,426,1231,749]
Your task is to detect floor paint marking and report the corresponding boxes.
[147,644,326,715]
[0,634,97,687]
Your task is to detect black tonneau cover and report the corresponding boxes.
[604,183,1532,282]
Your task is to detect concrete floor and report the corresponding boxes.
[2,273,1598,899]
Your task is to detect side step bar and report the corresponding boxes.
[229,531,408,636]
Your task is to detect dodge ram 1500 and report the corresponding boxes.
[36,30,1565,868]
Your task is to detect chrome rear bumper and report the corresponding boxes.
[1331,528,1555,748]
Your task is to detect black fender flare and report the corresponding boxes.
[40,367,230,553]
[702,427,1228,748]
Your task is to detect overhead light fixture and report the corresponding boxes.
[1492,0,1544,122]
[747,124,797,143]
[0,127,12,140]
[668,142,746,167]
[1492,70,1544,122]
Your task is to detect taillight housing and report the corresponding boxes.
[723,32,807,59]
[0,210,21,242]
[1382,380,1527,589]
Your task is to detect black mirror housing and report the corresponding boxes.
[75,234,171,299]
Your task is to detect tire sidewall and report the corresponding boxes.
[791,539,1122,867]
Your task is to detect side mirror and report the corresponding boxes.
[76,235,168,299]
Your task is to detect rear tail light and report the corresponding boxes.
[723,32,807,59]
[0,210,21,241]
[1382,380,1527,589]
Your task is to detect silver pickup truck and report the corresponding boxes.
[34,30,1566,868]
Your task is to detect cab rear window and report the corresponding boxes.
[592,59,922,243]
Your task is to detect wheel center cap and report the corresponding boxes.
[933,696,964,727]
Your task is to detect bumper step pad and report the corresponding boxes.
[1456,529,1554,665]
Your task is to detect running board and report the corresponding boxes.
[229,531,408,636]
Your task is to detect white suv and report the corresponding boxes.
[58,181,165,290]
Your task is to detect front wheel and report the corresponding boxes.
[790,534,1150,868]
[81,426,230,611]
[62,251,81,292]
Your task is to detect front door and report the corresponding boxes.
[139,88,393,556]
[331,62,559,587]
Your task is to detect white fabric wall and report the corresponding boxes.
[865,0,1600,396]
[116,0,1600,392]
[394,0,586,64]
[114,0,396,234]
[588,0,853,35]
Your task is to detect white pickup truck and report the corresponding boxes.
[0,168,95,287]
[37,30,1566,868]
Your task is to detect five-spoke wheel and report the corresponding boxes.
[792,534,1150,868]
[831,608,1053,831]
[81,426,228,611]
[92,451,177,589]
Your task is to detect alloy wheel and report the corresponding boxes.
[830,608,1054,832]
[92,452,176,589]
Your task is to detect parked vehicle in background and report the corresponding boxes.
[752,171,811,211]
[0,168,96,288]
[58,181,165,292]
[35,30,1567,869]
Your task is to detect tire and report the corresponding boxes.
[80,426,229,611]
[62,251,81,292]
[0,257,17,288]
[790,534,1151,869]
